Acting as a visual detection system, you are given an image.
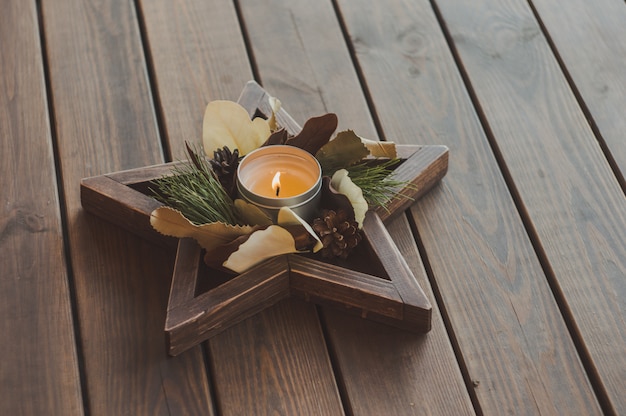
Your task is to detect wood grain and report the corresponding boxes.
[139,0,346,413]
[137,0,254,159]
[240,0,474,413]
[321,216,475,415]
[238,0,378,137]
[338,0,604,413]
[80,175,169,247]
[42,0,213,414]
[208,298,344,416]
[530,0,626,183]
[0,2,83,414]
[167,255,291,356]
[433,0,626,413]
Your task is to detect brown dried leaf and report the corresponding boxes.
[262,128,289,146]
[316,130,369,173]
[286,113,338,155]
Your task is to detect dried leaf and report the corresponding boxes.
[277,207,323,252]
[268,97,281,131]
[150,206,254,252]
[234,199,273,227]
[262,128,289,146]
[330,169,368,228]
[316,130,369,174]
[203,232,256,272]
[203,100,270,156]
[286,113,338,155]
[359,136,397,158]
[223,225,297,273]
[320,176,355,221]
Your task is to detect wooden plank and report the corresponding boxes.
[320,216,474,415]
[208,298,344,415]
[530,0,626,181]
[238,0,378,136]
[41,0,213,414]
[433,0,626,413]
[337,0,605,414]
[0,2,83,414]
[239,0,475,414]
[137,0,253,159]
[139,0,346,413]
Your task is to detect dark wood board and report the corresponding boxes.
[137,0,254,159]
[433,0,626,413]
[208,298,345,415]
[238,0,476,413]
[337,0,604,414]
[42,0,213,414]
[531,0,626,184]
[0,2,83,415]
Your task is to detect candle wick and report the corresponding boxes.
[276,186,280,197]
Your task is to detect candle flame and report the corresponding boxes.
[272,172,281,197]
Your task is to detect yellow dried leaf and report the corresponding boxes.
[330,169,368,228]
[359,136,397,158]
[202,100,270,156]
[234,199,273,227]
[223,225,297,273]
[268,96,281,131]
[150,206,254,252]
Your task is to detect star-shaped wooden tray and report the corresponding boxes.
[81,81,448,355]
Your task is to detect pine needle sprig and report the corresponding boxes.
[345,159,415,210]
[150,144,242,226]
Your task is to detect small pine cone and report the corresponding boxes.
[209,146,239,176]
[312,209,362,259]
[209,146,240,197]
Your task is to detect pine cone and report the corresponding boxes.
[312,209,362,259]
[209,146,239,198]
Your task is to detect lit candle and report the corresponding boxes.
[236,145,322,222]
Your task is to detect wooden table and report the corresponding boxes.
[2,0,624,414]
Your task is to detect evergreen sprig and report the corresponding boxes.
[150,144,242,225]
[345,159,415,210]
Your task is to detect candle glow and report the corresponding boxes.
[236,145,322,221]
[272,172,281,197]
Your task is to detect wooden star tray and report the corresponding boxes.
[81,81,448,355]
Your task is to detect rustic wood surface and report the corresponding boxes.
[433,0,626,413]
[0,2,83,415]
[2,0,624,415]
